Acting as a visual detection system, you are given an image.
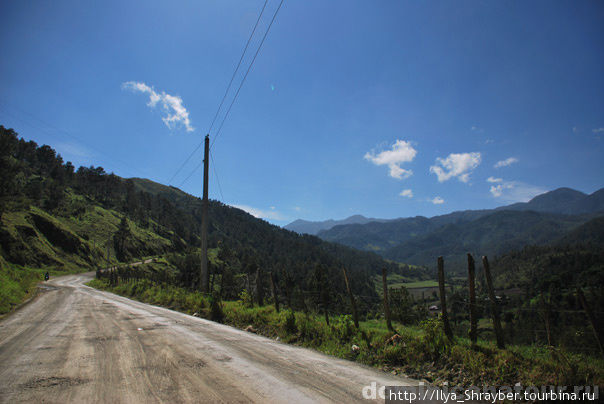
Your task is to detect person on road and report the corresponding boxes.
[44,272,49,281]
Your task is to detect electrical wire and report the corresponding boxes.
[166,140,203,185]
[210,149,225,202]
[178,160,203,189]
[207,0,270,135]
[211,0,285,150]
[0,100,153,178]
[167,0,275,188]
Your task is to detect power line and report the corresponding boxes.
[176,149,225,203]
[178,160,203,189]
[207,0,270,135]
[211,0,285,150]
[210,149,225,202]
[166,140,203,185]
[166,0,271,186]
[0,100,153,179]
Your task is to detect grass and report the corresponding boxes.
[88,275,604,387]
[374,274,442,297]
[401,280,439,289]
[0,189,177,315]
[0,255,82,316]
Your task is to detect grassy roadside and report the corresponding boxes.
[0,255,83,316]
[88,277,604,387]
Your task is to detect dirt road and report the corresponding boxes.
[0,273,419,403]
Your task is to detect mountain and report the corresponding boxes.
[284,215,389,235]
[556,215,604,246]
[0,125,425,313]
[318,209,493,252]
[498,187,604,215]
[311,187,604,271]
[486,215,604,318]
[381,210,595,270]
[294,187,604,250]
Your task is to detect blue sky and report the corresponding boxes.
[1,1,603,226]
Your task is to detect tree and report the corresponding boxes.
[113,217,132,262]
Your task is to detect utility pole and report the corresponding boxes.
[201,134,210,293]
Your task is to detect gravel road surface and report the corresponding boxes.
[0,273,419,403]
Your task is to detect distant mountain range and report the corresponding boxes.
[285,187,604,271]
[496,187,604,215]
[284,214,389,235]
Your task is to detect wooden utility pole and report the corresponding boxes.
[381,267,394,332]
[437,257,453,341]
[482,256,504,349]
[270,272,279,313]
[342,267,359,329]
[200,134,210,293]
[467,253,477,346]
[577,287,604,357]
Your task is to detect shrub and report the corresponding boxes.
[238,289,253,308]
[282,310,297,334]
[332,315,356,342]
[420,315,451,359]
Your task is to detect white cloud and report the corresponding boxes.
[364,140,417,179]
[294,206,301,212]
[592,128,604,133]
[494,157,518,168]
[489,183,513,197]
[429,152,481,182]
[232,204,287,221]
[471,125,484,133]
[487,176,502,183]
[400,189,413,198]
[573,126,579,134]
[489,180,547,202]
[122,81,194,132]
[430,196,444,204]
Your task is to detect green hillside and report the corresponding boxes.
[0,125,423,315]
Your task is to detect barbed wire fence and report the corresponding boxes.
[96,252,603,356]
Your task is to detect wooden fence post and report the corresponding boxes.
[437,257,454,341]
[467,253,477,346]
[342,267,359,329]
[270,272,280,313]
[255,267,263,306]
[481,256,504,349]
[577,287,604,357]
[381,267,394,332]
[539,291,552,346]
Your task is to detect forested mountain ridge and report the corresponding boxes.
[0,125,424,312]
[284,215,390,235]
[313,187,603,271]
[286,187,603,238]
[381,210,601,271]
[499,187,604,215]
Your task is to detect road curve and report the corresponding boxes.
[0,273,419,403]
